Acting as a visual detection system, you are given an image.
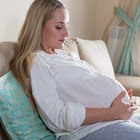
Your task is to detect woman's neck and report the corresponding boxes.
[41,44,57,54]
[44,47,56,54]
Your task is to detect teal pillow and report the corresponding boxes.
[0,71,55,140]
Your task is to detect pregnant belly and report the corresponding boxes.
[82,75,130,108]
[57,74,130,108]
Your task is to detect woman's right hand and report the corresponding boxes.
[111,90,137,120]
[82,90,137,126]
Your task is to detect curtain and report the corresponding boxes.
[103,0,140,76]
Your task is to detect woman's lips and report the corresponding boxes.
[59,39,65,43]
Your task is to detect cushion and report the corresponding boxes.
[63,38,79,56]
[116,73,140,96]
[0,71,55,140]
[73,38,115,79]
[0,42,15,76]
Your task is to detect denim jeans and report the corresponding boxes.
[81,121,140,140]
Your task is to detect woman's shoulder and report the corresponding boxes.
[30,50,49,60]
[29,50,47,66]
[33,50,47,56]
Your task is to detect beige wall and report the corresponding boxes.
[61,0,119,40]
[0,0,33,42]
[0,0,118,42]
[92,0,118,39]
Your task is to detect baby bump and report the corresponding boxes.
[81,74,130,108]
[56,70,130,108]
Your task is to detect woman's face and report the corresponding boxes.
[41,8,69,51]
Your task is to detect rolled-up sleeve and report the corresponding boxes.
[30,55,86,132]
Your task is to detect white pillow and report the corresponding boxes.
[74,38,115,79]
[63,38,79,56]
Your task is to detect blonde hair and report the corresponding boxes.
[10,0,64,102]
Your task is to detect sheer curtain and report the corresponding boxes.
[103,0,140,76]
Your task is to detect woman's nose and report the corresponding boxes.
[63,28,70,37]
[66,29,70,37]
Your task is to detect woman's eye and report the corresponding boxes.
[56,26,62,30]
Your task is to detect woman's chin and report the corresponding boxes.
[57,44,64,49]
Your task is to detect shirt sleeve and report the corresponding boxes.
[30,54,86,132]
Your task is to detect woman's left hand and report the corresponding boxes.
[127,89,137,106]
[127,89,137,115]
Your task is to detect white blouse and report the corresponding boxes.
[30,50,130,140]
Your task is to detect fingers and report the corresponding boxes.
[129,106,137,115]
[115,90,126,101]
[127,89,137,105]
[129,98,137,106]
[127,97,137,115]
[127,89,133,98]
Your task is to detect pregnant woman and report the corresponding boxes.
[10,0,140,140]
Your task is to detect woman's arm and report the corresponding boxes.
[82,90,137,125]
[30,55,86,132]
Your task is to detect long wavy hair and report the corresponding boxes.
[10,0,64,103]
